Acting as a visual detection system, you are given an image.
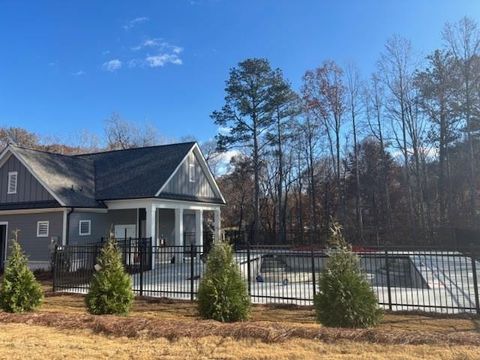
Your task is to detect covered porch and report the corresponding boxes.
[106,198,222,252]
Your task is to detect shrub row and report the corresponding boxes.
[0,223,382,329]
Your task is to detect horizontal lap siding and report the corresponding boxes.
[68,209,137,244]
[0,212,63,262]
[0,154,54,203]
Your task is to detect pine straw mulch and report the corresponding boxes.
[0,310,479,346]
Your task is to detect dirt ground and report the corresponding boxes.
[0,287,478,359]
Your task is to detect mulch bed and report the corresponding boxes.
[0,311,479,346]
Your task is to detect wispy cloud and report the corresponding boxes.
[145,53,182,67]
[129,39,184,68]
[123,17,149,31]
[102,59,122,72]
[131,38,183,53]
[72,70,85,76]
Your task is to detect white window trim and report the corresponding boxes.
[79,220,91,236]
[188,163,196,183]
[37,221,49,237]
[7,171,17,194]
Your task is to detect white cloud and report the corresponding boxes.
[145,53,182,67]
[72,70,85,76]
[102,59,122,72]
[123,16,149,30]
[131,38,183,54]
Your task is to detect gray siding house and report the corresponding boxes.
[0,142,225,269]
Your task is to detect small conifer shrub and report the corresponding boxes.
[314,221,382,328]
[197,241,250,322]
[85,237,134,315]
[0,231,44,313]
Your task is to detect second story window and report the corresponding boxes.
[7,171,17,194]
[188,163,196,182]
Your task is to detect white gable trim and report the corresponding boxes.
[155,145,193,197]
[192,144,226,203]
[154,143,225,203]
[0,146,66,206]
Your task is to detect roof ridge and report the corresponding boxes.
[74,141,197,157]
[9,144,78,158]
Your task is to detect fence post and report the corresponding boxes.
[247,243,251,296]
[385,249,393,311]
[470,248,480,314]
[190,243,195,301]
[52,245,58,292]
[139,238,144,297]
[311,249,316,299]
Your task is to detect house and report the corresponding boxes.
[0,142,225,269]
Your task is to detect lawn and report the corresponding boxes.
[0,287,478,359]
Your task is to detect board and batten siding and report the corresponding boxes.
[0,154,55,203]
[161,151,218,199]
[0,211,63,264]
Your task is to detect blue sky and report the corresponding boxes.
[0,0,479,145]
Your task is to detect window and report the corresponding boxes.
[79,220,91,236]
[37,221,49,237]
[188,163,196,182]
[7,172,17,194]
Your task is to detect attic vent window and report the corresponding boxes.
[7,171,17,194]
[37,221,49,237]
[189,163,196,182]
[79,220,91,236]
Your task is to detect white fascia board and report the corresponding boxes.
[8,147,66,206]
[191,143,226,204]
[0,147,13,169]
[154,143,226,204]
[154,144,195,197]
[104,199,154,210]
[0,208,65,215]
[105,198,222,211]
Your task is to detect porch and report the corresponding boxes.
[105,199,222,251]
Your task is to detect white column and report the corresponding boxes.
[214,208,221,242]
[145,205,156,241]
[195,209,203,248]
[175,208,184,247]
[145,205,156,269]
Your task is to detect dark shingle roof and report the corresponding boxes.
[77,142,195,200]
[9,142,197,207]
[13,146,100,208]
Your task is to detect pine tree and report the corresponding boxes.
[314,221,382,328]
[197,241,250,322]
[0,231,43,313]
[85,238,134,315]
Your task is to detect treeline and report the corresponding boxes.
[214,17,480,245]
[0,113,174,154]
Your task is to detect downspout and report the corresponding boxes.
[65,207,74,245]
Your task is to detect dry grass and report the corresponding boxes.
[0,291,472,348]
[0,323,478,360]
[0,286,476,358]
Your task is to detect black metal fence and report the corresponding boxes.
[53,240,480,314]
